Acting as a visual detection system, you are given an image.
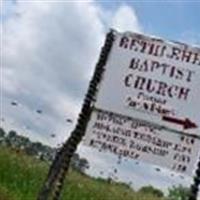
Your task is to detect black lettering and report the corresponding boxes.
[134,76,146,90]
[178,87,190,100]
[156,81,168,96]
[192,53,200,65]
[124,74,133,87]
[168,47,181,60]
[129,58,140,70]
[119,36,129,49]
[182,50,193,63]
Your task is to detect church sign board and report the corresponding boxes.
[84,31,200,176]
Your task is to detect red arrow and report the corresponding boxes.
[162,116,197,130]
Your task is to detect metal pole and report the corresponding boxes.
[189,158,200,200]
[37,30,115,200]
[189,159,200,200]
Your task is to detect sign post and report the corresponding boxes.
[189,159,200,200]
[37,30,115,200]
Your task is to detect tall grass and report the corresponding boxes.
[0,147,165,200]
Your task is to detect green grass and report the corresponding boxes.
[0,146,165,200]
[0,147,48,200]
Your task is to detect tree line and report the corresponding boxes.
[0,127,89,173]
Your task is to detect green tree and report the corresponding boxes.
[78,158,90,173]
[0,127,6,138]
[8,130,17,138]
[139,185,164,198]
[167,185,190,200]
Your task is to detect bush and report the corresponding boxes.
[139,185,164,197]
[167,185,190,200]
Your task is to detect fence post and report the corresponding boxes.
[37,30,115,200]
[189,158,200,200]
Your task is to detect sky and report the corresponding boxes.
[1,0,200,197]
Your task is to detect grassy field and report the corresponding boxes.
[0,146,166,200]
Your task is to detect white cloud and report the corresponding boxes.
[2,1,142,146]
[2,0,105,146]
[111,4,142,33]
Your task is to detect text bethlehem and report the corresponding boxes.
[120,35,200,101]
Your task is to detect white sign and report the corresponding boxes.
[84,109,200,176]
[95,31,200,136]
[83,31,200,176]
